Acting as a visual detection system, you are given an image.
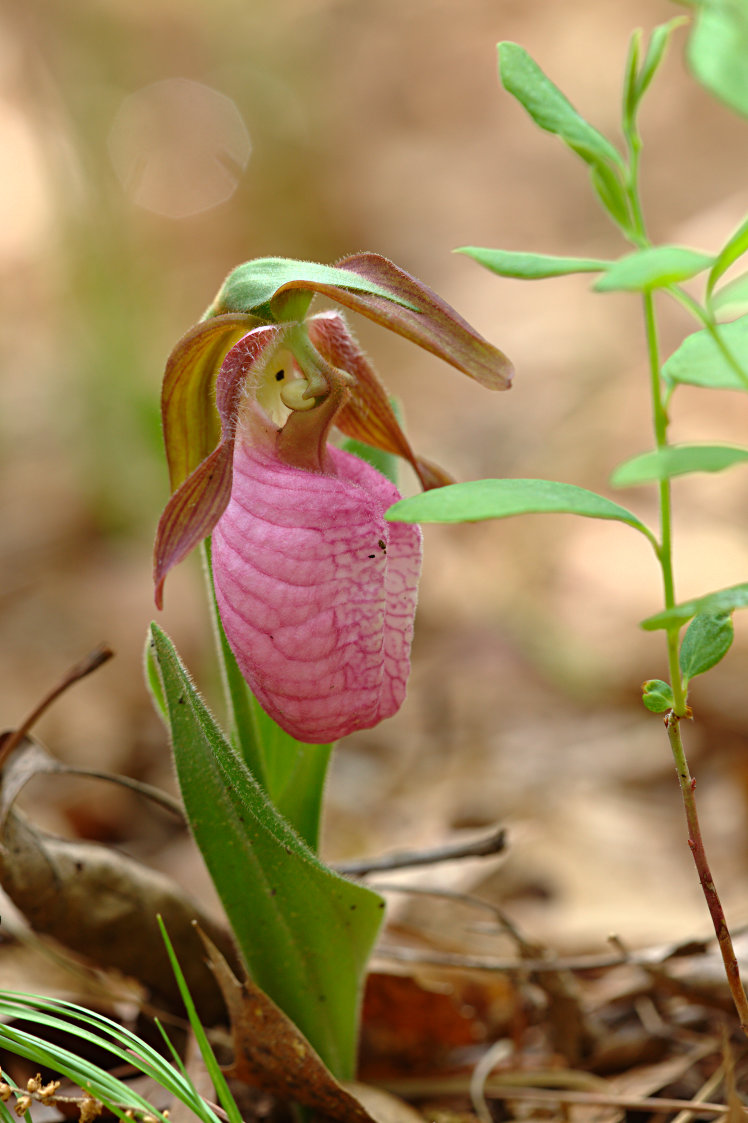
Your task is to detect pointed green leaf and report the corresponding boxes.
[148,623,384,1080]
[498,42,624,170]
[662,314,748,390]
[386,478,655,543]
[593,246,714,292]
[611,443,748,486]
[641,582,748,630]
[707,216,748,296]
[679,612,734,681]
[634,18,688,106]
[642,679,675,714]
[457,247,611,280]
[622,28,642,130]
[710,269,748,317]
[687,0,748,119]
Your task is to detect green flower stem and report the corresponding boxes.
[666,713,748,1032]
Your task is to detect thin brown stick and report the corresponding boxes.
[0,644,114,770]
[666,712,748,1034]
[377,1078,730,1116]
[335,825,506,876]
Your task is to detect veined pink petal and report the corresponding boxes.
[211,424,423,743]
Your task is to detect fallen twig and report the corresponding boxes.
[336,826,506,876]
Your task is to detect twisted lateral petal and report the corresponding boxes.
[211,434,423,743]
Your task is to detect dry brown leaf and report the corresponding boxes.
[0,804,238,1024]
[200,929,383,1123]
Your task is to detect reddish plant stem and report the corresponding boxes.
[666,711,748,1034]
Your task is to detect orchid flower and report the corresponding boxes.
[154,253,512,743]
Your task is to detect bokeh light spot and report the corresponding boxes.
[108,77,251,219]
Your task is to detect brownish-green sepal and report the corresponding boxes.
[154,324,288,607]
[213,253,513,391]
[294,253,513,390]
[162,313,261,492]
[307,312,453,491]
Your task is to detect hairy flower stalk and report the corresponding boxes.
[154,254,513,742]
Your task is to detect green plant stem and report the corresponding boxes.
[666,713,748,1033]
[642,291,687,715]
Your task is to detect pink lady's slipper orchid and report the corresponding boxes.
[154,253,512,743]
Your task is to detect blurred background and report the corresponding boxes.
[3,0,748,959]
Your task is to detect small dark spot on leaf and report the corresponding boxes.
[349,904,357,910]
[378,901,385,908]
[178,695,185,705]
[284,846,292,855]
[270,887,277,896]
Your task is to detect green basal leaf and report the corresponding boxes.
[593,246,714,292]
[498,42,624,170]
[212,258,417,319]
[679,611,734,681]
[710,269,748,317]
[641,678,675,713]
[457,247,611,280]
[641,582,748,630]
[663,314,748,390]
[611,443,748,486]
[148,623,384,1081]
[341,436,399,485]
[386,478,655,543]
[144,631,167,723]
[707,216,748,296]
[687,0,748,119]
[249,699,332,855]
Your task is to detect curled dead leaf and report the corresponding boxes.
[199,928,409,1123]
[0,805,238,1024]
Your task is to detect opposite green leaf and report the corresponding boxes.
[687,0,748,119]
[641,582,748,630]
[593,246,714,292]
[457,247,611,280]
[148,623,384,1081]
[679,612,734,681]
[611,443,748,486]
[498,42,624,170]
[386,478,655,544]
[663,314,748,390]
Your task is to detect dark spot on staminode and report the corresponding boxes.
[378,539,386,551]
[367,554,375,559]
[275,369,285,381]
